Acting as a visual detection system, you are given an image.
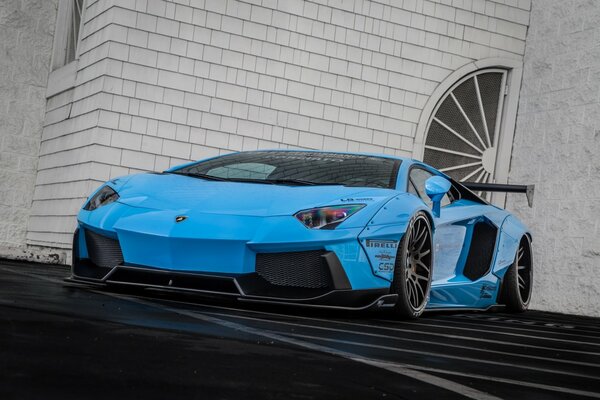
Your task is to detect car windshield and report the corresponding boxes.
[172,151,400,189]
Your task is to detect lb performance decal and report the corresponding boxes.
[480,284,496,299]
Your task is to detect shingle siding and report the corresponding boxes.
[25,0,530,252]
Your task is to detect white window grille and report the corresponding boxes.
[423,69,508,198]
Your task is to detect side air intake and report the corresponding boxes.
[84,230,124,268]
[463,220,498,281]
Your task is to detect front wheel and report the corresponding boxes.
[391,212,433,319]
[501,235,533,312]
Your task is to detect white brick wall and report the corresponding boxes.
[507,0,600,317]
[27,0,530,252]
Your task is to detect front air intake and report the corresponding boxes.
[84,229,124,268]
[255,250,332,289]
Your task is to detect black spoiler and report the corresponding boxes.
[462,183,535,207]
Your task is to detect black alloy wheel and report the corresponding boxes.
[501,235,533,312]
[392,211,433,319]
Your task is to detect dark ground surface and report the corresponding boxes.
[1,261,599,400]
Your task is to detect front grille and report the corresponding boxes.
[255,250,332,289]
[84,229,124,268]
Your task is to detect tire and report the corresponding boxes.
[501,235,533,313]
[391,211,433,319]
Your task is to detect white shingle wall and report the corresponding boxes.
[0,1,63,261]
[27,0,530,250]
[507,0,600,317]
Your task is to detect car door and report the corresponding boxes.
[407,166,484,284]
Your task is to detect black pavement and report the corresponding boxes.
[1,260,599,400]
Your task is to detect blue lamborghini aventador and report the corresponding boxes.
[69,150,534,318]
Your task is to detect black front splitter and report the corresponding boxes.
[66,264,397,311]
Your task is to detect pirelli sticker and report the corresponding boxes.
[364,239,399,279]
[365,240,398,249]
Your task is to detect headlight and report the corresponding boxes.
[84,185,119,211]
[294,204,365,229]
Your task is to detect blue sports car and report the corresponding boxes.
[69,150,534,318]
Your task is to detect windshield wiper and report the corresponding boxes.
[168,171,228,181]
[168,172,342,186]
[265,178,345,186]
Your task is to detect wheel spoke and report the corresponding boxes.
[407,280,416,307]
[416,260,430,274]
[414,226,427,250]
[418,249,431,258]
[517,247,524,263]
[518,275,525,289]
[412,229,425,249]
[411,280,421,307]
[415,226,429,252]
[414,280,425,302]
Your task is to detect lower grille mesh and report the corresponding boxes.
[84,230,124,268]
[255,250,332,289]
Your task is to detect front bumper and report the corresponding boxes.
[70,227,397,310]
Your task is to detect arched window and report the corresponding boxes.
[423,69,508,197]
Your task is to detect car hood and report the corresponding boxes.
[114,173,398,217]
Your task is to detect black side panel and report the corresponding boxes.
[84,230,124,268]
[463,221,497,281]
[322,252,351,290]
[72,228,80,262]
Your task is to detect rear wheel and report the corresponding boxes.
[391,212,433,319]
[501,235,533,312]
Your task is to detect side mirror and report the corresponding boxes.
[425,176,451,218]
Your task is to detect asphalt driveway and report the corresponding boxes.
[1,261,599,399]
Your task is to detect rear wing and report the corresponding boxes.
[462,183,535,207]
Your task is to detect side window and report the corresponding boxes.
[408,168,454,208]
[409,168,434,207]
[408,180,420,198]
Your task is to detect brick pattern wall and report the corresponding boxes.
[0,1,58,254]
[508,0,600,316]
[27,0,530,249]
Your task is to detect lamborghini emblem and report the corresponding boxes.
[175,216,187,223]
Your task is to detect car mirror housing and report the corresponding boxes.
[425,176,451,217]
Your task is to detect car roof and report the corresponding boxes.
[244,149,418,164]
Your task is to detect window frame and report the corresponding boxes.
[51,0,87,71]
[405,164,463,208]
